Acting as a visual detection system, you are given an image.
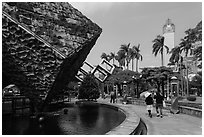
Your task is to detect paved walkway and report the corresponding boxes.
[97,98,202,135]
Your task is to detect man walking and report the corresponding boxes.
[154,91,164,118]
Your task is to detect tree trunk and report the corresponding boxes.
[136,81,140,98]
[184,55,189,97]
[136,59,138,72]
[126,59,129,70]
[161,80,165,97]
[161,52,164,66]
[157,81,161,93]
[132,58,134,71]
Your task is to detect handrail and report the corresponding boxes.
[2,11,66,59]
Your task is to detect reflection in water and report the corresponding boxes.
[2,104,126,135]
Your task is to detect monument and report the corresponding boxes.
[2,2,102,111]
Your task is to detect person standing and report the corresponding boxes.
[110,90,116,103]
[154,91,164,118]
[145,94,154,118]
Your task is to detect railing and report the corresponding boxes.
[2,96,30,115]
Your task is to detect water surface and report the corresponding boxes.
[2,104,126,135]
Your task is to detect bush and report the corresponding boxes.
[177,96,185,100]
[78,73,100,100]
[187,96,196,101]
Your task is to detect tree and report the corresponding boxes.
[100,52,110,61]
[78,73,100,100]
[141,66,173,97]
[193,21,202,69]
[119,43,131,69]
[169,46,182,64]
[194,46,202,68]
[109,52,116,65]
[178,22,202,97]
[152,35,169,66]
[189,74,202,96]
[128,48,135,71]
[169,21,202,97]
[132,44,143,72]
[116,50,126,68]
[105,69,139,96]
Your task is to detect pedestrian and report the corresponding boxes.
[110,91,116,103]
[145,93,153,118]
[154,91,164,118]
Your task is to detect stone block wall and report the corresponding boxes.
[2,2,102,111]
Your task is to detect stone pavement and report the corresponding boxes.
[97,97,202,135]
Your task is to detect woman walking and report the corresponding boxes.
[145,93,154,118]
[154,91,164,118]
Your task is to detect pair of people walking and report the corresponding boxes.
[145,91,164,118]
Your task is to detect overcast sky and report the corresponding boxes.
[70,2,202,70]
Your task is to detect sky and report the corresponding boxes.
[70,2,202,71]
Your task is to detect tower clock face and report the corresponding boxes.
[164,24,175,33]
[163,19,175,33]
[166,25,173,32]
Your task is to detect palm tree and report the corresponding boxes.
[128,48,135,71]
[109,52,116,65]
[169,46,182,64]
[169,46,186,96]
[152,35,169,66]
[100,52,110,62]
[179,29,197,97]
[116,50,126,69]
[119,43,131,69]
[132,44,143,72]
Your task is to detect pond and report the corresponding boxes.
[2,103,126,135]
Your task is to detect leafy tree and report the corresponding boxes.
[171,20,202,96]
[78,73,100,100]
[106,69,139,85]
[152,35,169,66]
[189,74,202,96]
[141,66,173,97]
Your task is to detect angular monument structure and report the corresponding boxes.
[2,2,102,111]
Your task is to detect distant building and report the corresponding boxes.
[162,19,175,66]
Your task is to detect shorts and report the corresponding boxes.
[156,103,163,108]
[146,105,153,111]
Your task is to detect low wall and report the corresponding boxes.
[179,106,202,118]
[128,98,202,118]
[76,101,147,135]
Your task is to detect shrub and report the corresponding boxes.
[177,96,184,100]
[78,73,100,100]
[187,96,196,101]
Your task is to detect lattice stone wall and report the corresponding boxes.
[2,2,102,111]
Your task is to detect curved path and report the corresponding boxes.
[97,98,202,135]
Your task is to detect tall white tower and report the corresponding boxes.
[163,19,175,66]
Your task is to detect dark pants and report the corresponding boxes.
[156,103,163,116]
[110,95,115,103]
